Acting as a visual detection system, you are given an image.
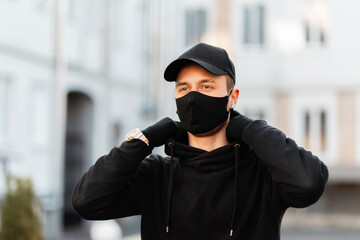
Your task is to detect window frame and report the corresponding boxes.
[184,8,207,47]
[242,4,266,47]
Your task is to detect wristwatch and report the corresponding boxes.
[125,128,149,146]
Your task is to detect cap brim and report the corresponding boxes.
[164,58,228,82]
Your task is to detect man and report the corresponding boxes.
[72,43,328,240]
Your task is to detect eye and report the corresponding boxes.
[179,86,189,92]
[201,85,212,90]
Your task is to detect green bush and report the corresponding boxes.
[0,176,44,240]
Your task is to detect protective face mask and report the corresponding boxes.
[176,91,230,134]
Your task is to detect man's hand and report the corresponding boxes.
[142,117,186,148]
[226,114,253,143]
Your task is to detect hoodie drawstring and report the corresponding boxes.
[165,142,241,237]
[230,143,240,237]
[166,142,175,234]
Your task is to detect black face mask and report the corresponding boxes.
[176,91,230,134]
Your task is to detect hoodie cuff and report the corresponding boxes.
[241,119,268,143]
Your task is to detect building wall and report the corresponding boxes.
[149,0,360,228]
[227,0,360,227]
[0,0,147,238]
[151,0,360,179]
[2,0,360,236]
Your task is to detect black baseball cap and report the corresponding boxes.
[164,43,236,83]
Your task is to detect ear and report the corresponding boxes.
[227,88,239,111]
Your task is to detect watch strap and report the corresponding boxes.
[125,128,150,146]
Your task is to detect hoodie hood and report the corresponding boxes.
[164,139,251,173]
[163,111,251,237]
[164,110,250,172]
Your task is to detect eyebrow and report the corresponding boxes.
[176,79,217,87]
[176,81,188,87]
[200,79,217,84]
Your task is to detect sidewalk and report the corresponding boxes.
[62,219,140,240]
[62,229,360,240]
[62,234,139,240]
[64,230,360,240]
[123,234,140,240]
[121,231,360,240]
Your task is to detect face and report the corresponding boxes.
[175,64,239,111]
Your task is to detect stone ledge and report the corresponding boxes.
[282,211,360,230]
[328,167,360,184]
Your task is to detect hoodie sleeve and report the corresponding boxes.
[71,140,152,220]
[242,120,329,208]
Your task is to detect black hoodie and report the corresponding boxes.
[72,119,328,240]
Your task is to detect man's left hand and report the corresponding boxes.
[226,114,253,142]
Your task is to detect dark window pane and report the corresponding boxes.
[320,111,326,151]
[185,9,207,46]
[305,111,311,149]
[258,5,265,45]
[243,5,265,45]
[305,20,310,43]
[243,7,250,44]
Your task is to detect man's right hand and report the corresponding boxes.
[142,117,186,148]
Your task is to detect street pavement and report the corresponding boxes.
[62,214,360,240]
[63,229,360,240]
[281,229,360,240]
[122,230,360,240]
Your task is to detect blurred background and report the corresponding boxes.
[0,0,359,239]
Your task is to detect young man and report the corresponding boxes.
[72,43,328,240]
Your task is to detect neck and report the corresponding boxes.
[188,119,230,152]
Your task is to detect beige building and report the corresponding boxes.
[152,0,360,229]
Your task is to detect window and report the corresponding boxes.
[0,79,10,138]
[68,0,77,21]
[31,84,49,145]
[243,5,265,45]
[304,111,311,149]
[320,111,326,150]
[34,0,53,13]
[115,0,125,42]
[88,0,105,32]
[303,110,327,152]
[185,9,207,46]
[303,0,329,46]
[111,122,122,147]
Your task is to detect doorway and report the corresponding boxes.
[63,91,93,228]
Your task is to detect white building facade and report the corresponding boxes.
[1,0,360,239]
[0,0,153,238]
[154,0,360,229]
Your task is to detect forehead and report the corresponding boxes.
[176,64,226,85]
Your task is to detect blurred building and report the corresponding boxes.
[227,0,360,229]
[1,0,360,239]
[0,0,156,239]
[143,0,360,230]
